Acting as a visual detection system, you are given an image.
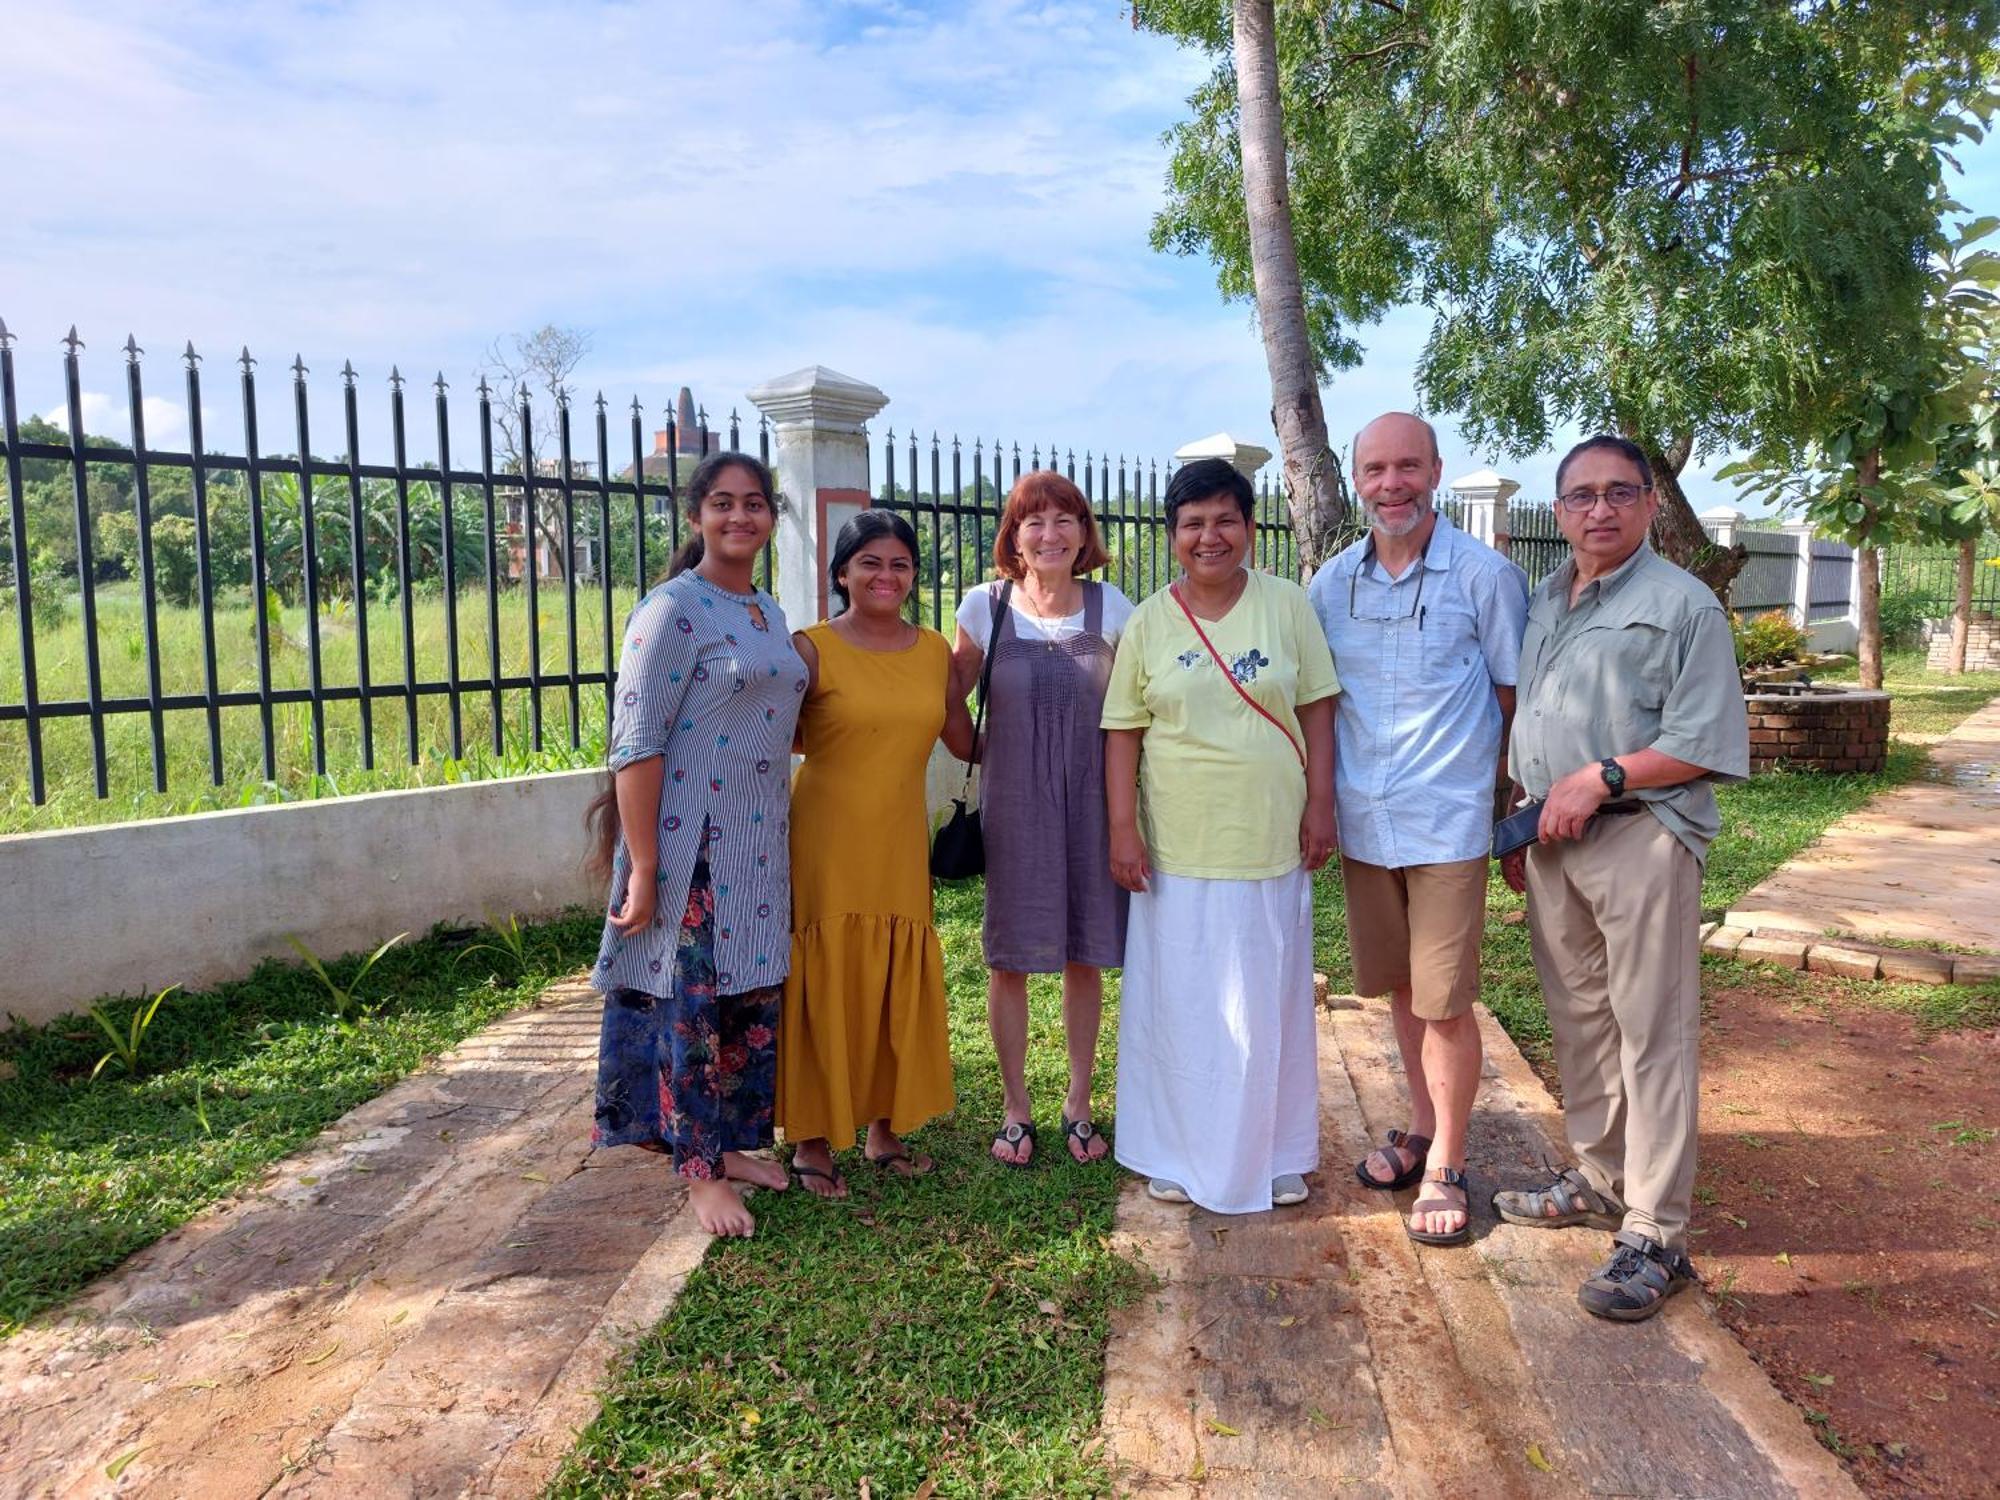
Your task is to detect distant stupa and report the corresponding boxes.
[675,387,699,451]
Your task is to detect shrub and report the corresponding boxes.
[1876,586,1933,649]
[1734,609,1810,670]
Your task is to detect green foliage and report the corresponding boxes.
[284,931,409,1026]
[1142,1,1999,484]
[86,985,179,1080]
[1732,610,1810,670]
[457,910,530,974]
[1877,584,1936,648]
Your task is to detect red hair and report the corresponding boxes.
[991,470,1110,580]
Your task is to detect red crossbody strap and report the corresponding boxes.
[1170,581,1306,768]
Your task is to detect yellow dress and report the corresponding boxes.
[778,621,956,1143]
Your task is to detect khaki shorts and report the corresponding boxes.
[1341,855,1489,1020]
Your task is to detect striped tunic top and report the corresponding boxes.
[591,569,809,998]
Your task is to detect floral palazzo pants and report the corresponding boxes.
[592,858,780,1179]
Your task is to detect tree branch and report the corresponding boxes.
[1344,31,1429,65]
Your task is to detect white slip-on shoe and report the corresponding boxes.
[1271,1173,1309,1206]
[1147,1178,1191,1203]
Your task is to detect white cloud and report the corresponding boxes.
[3,0,1994,522]
[39,391,195,449]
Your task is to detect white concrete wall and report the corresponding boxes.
[2,770,606,1030]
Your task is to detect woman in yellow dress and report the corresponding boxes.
[782,511,974,1196]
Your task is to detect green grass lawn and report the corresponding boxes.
[1816,648,2000,737]
[551,881,1143,1498]
[0,909,604,1338]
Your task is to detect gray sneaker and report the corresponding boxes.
[1147,1178,1191,1203]
[1577,1230,1696,1322]
[1271,1173,1309,1206]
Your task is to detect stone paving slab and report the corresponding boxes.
[1104,998,1859,1498]
[0,980,714,1500]
[1726,697,2000,955]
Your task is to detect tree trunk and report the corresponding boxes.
[1947,534,1974,674]
[1232,0,1350,574]
[1638,438,1744,601]
[1856,449,1883,691]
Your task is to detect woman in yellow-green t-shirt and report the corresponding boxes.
[1101,458,1341,1215]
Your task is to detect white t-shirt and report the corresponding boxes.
[954,579,1136,654]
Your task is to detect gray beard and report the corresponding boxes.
[1365,494,1433,538]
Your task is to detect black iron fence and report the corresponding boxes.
[0,320,767,807]
[1879,534,2000,615]
[1502,502,1568,588]
[876,428,1300,631]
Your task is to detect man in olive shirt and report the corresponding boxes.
[1496,435,1749,1323]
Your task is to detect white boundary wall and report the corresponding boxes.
[2,770,606,1030]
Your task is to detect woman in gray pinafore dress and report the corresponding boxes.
[951,470,1132,1168]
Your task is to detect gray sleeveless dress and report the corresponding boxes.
[979,582,1127,972]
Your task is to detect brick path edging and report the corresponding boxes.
[1702,921,2000,987]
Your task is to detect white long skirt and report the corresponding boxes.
[1113,866,1319,1214]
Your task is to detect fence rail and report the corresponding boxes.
[0,322,767,807]
[1878,535,2000,615]
[876,429,1297,630]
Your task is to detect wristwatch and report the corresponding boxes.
[1598,757,1626,798]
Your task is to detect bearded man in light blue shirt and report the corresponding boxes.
[1307,412,1529,1247]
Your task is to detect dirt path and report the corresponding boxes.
[0,982,712,1499]
[1103,997,1856,1498]
[1694,974,2000,1498]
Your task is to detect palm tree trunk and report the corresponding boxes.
[1232,0,1350,574]
[1947,534,1974,673]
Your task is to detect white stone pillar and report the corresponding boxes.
[1781,520,1815,627]
[1446,468,1520,549]
[1700,506,1745,548]
[1173,431,1273,478]
[746,365,889,625]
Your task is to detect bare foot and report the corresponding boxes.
[689,1179,755,1238]
[722,1151,790,1191]
[791,1139,849,1200]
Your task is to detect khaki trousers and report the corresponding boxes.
[1524,811,1702,1249]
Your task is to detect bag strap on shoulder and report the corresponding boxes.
[961,581,1011,790]
[1170,579,1305,768]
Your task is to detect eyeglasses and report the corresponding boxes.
[1555,483,1647,513]
[1347,529,1434,628]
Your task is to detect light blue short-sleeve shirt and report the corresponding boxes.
[1307,511,1529,868]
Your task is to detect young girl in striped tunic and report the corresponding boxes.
[585,452,808,1239]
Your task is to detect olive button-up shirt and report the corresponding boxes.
[1511,543,1749,862]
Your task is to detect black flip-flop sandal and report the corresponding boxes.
[992,1120,1036,1168]
[1061,1113,1110,1163]
[1355,1129,1431,1191]
[1407,1165,1473,1247]
[865,1149,934,1177]
[790,1162,848,1198]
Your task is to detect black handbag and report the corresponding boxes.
[930,582,1011,881]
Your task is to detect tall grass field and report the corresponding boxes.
[1,583,622,832]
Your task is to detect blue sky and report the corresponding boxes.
[5,0,1996,516]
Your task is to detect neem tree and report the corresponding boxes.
[1726,205,2000,687]
[1137,0,2000,597]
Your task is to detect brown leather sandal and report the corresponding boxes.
[1355,1128,1431,1191]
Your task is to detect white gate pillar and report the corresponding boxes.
[746,366,888,625]
[1446,467,1520,548]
